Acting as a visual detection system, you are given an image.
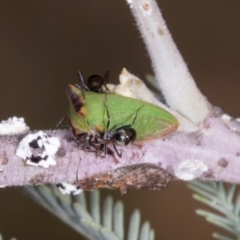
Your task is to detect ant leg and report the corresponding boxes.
[56,111,69,128]
[112,141,122,157]
[102,95,113,157]
[104,141,108,156]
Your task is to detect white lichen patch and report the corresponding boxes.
[221,114,240,132]
[16,131,60,168]
[221,114,231,122]
[0,117,29,135]
[175,159,208,181]
[56,182,82,195]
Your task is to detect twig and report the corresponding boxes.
[126,0,210,123]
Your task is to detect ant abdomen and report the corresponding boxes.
[113,128,136,146]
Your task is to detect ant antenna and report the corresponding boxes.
[77,71,90,90]
[56,111,69,128]
[77,71,88,99]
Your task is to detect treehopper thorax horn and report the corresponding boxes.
[65,84,91,135]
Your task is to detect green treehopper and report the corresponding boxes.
[66,84,179,157]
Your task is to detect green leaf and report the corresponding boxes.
[139,221,150,240]
[53,187,76,217]
[75,190,87,209]
[113,201,124,240]
[127,209,140,240]
[192,194,228,215]
[72,202,93,221]
[212,232,235,240]
[102,196,113,230]
[81,219,105,240]
[226,184,236,205]
[196,210,237,234]
[22,186,155,240]
[188,181,240,239]
[188,181,217,193]
[149,230,155,240]
[90,190,100,224]
[234,194,240,215]
[100,228,119,240]
[217,183,227,202]
[145,74,159,91]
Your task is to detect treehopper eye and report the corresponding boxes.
[66,84,179,157]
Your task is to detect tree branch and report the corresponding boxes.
[1,107,240,194]
[126,0,210,124]
[0,1,239,193]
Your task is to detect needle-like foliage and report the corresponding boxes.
[188,181,240,240]
[0,234,16,240]
[22,185,155,240]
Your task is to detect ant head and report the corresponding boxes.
[77,70,109,93]
[113,127,136,146]
[87,74,104,93]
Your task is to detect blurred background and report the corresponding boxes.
[0,1,239,239]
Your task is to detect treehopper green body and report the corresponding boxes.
[66,84,179,143]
